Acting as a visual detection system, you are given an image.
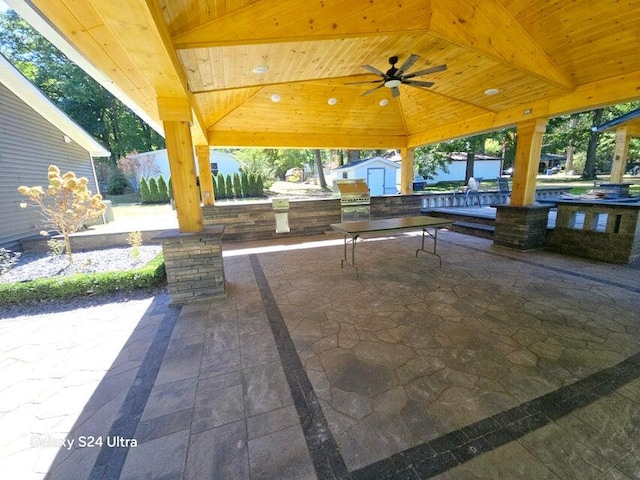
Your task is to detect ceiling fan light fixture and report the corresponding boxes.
[270,94,281,103]
[385,79,402,88]
[484,88,500,96]
[328,97,337,105]
[253,65,269,74]
[379,99,389,106]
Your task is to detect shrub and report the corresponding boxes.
[256,174,265,196]
[140,176,150,203]
[241,173,249,198]
[0,253,166,306]
[47,239,66,256]
[106,170,131,195]
[157,176,170,203]
[148,177,160,203]
[225,174,233,199]
[233,173,242,198]
[127,231,142,259]
[18,165,106,263]
[167,176,173,200]
[216,173,226,199]
[0,248,21,275]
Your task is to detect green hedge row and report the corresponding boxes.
[0,253,166,306]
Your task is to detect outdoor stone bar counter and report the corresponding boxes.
[548,199,640,264]
[154,225,225,304]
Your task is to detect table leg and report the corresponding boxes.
[340,234,360,276]
[415,227,443,266]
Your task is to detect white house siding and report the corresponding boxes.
[0,83,101,250]
[426,159,502,184]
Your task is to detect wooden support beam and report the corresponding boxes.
[610,127,630,183]
[400,148,415,195]
[208,131,406,149]
[163,119,203,232]
[196,145,215,206]
[510,118,547,206]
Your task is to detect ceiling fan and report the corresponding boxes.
[346,54,447,97]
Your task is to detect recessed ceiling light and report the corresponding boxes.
[271,94,281,103]
[253,65,269,74]
[484,88,500,96]
[379,99,389,106]
[328,97,337,105]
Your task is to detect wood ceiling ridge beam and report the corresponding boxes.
[428,0,573,91]
[171,0,431,49]
[189,74,382,94]
[173,29,430,49]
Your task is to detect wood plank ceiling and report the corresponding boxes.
[18,0,640,149]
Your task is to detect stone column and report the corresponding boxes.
[154,225,225,304]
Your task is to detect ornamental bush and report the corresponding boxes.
[233,173,242,198]
[148,177,160,203]
[17,165,106,263]
[140,176,150,203]
[216,173,226,199]
[157,176,170,203]
[225,175,233,199]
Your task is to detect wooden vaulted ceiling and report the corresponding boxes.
[16,0,640,149]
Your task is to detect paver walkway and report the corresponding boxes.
[1,230,639,479]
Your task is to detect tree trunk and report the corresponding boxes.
[582,108,603,180]
[314,150,327,188]
[347,150,361,163]
[465,152,475,183]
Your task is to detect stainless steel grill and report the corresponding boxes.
[337,179,370,222]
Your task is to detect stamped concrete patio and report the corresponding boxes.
[1,229,639,479]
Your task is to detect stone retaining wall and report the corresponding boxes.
[547,200,640,264]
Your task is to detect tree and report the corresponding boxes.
[0,9,164,172]
[216,173,226,199]
[241,173,250,198]
[232,173,242,198]
[18,165,105,263]
[148,177,160,203]
[314,149,328,188]
[139,177,150,203]
[157,176,169,203]
[225,175,233,199]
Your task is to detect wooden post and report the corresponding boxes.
[400,147,415,194]
[196,145,215,205]
[610,126,630,183]
[510,118,547,206]
[158,97,202,232]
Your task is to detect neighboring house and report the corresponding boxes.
[425,153,503,184]
[128,148,241,185]
[0,54,109,250]
[332,156,400,196]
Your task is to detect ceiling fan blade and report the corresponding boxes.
[391,86,401,97]
[361,64,386,76]
[345,79,384,85]
[395,54,420,77]
[360,83,386,97]
[403,64,447,79]
[403,80,434,88]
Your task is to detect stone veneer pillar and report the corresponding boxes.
[493,204,552,250]
[154,225,225,305]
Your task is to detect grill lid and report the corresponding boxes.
[336,179,370,195]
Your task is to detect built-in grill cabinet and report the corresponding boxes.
[337,179,371,222]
